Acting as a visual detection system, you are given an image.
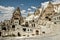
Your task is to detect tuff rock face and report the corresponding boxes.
[12,7,24,25]
[0,1,60,38]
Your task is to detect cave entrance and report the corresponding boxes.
[12,25,15,28]
[0,32,1,36]
[2,27,6,31]
[36,30,39,35]
[18,32,21,36]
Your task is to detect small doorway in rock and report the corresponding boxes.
[12,25,15,28]
[42,31,45,34]
[36,30,39,35]
[0,32,1,36]
[18,32,21,36]
[2,27,6,31]
[25,22,29,27]
[45,16,48,19]
[49,18,51,21]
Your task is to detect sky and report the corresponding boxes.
[0,0,59,22]
[0,0,50,14]
[0,0,50,10]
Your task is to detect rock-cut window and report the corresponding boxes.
[0,32,1,36]
[23,28,26,32]
[18,32,21,36]
[12,25,15,28]
[2,27,6,31]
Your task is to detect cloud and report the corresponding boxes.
[21,10,26,14]
[27,8,31,11]
[52,0,60,2]
[20,4,24,6]
[21,10,27,16]
[21,9,34,17]
[0,5,15,22]
[28,11,34,14]
[21,10,28,17]
[31,6,37,9]
[52,0,60,4]
[41,1,49,9]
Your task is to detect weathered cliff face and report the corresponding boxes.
[11,7,24,25]
[40,2,55,20]
[33,2,60,21]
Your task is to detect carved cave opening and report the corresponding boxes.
[18,32,21,36]
[0,32,1,36]
[36,30,39,35]
[2,27,6,31]
[12,25,15,28]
